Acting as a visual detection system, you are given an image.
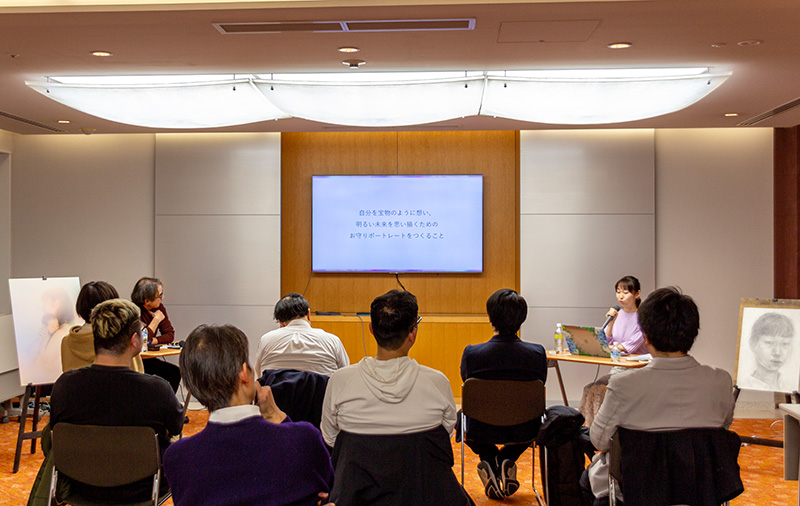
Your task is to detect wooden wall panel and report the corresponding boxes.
[281,131,519,315]
[775,126,800,299]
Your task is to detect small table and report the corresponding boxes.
[547,351,649,406]
[141,347,192,420]
[779,403,800,505]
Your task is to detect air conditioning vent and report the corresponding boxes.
[738,96,800,126]
[214,18,475,34]
[0,111,67,132]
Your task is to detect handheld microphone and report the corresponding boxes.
[601,305,622,331]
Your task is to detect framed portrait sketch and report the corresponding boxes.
[735,298,800,393]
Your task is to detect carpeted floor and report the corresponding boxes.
[0,408,795,505]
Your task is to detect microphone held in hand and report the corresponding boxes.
[601,305,622,331]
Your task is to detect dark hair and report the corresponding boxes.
[486,289,527,335]
[91,299,142,355]
[76,281,119,321]
[616,275,642,308]
[370,290,418,351]
[181,324,251,412]
[274,293,310,323]
[637,287,699,353]
[131,277,162,306]
[749,312,795,349]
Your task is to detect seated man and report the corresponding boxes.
[321,289,457,446]
[585,287,735,503]
[255,292,349,376]
[163,324,334,506]
[49,299,184,504]
[460,288,548,499]
[131,277,182,392]
[61,280,144,373]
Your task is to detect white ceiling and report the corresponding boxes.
[1,0,799,135]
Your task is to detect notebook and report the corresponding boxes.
[562,325,611,357]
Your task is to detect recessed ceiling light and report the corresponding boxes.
[737,40,763,47]
[710,43,726,49]
[607,42,632,49]
[724,113,739,117]
[91,51,113,57]
[338,47,360,53]
[57,120,70,124]
[342,59,366,69]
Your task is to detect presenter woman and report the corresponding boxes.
[132,277,181,392]
[604,275,647,355]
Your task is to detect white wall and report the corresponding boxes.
[153,133,282,360]
[11,134,156,290]
[519,129,657,402]
[655,128,774,404]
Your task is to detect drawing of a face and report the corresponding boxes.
[753,333,793,372]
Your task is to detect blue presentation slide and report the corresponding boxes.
[312,175,483,272]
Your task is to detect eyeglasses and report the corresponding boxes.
[413,316,422,329]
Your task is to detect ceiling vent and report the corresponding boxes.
[214,18,475,34]
[738,96,800,126]
[0,111,67,133]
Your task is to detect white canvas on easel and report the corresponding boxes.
[8,277,82,386]
[734,298,800,394]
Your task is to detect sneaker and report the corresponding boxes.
[477,460,504,500]
[500,459,520,497]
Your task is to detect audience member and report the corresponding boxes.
[460,288,547,499]
[49,299,184,504]
[163,324,334,506]
[584,287,735,503]
[61,280,144,373]
[321,289,456,447]
[255,292,349,376]
[131,277,181,391]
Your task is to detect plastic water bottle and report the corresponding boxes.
[141,327,149,353]
[555,323,564,354]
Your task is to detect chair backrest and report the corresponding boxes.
[331,426,471,506]
[52,423,161,488]
[461,378,545,427]
[610,427,744,506]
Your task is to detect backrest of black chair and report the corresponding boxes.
[461,378,545,427]
[615,426,744,506]
[259,369,330,428]
[52,423,161,488]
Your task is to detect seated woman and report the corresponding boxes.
[583,287,734,504]
[61,280,143,373]
[131,277,181,392]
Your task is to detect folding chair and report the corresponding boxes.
[608,427,744,506]
[460,378,547,506]
[49,423,171,506]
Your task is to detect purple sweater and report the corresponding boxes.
[608,310,647,355]
[163,416,333,506]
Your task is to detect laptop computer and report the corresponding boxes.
[562,325,611,357]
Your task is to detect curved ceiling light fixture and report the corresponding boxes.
[26,68,730,128]
[26,77,289,128]
[480,68,730,125]
[253,72,484,127]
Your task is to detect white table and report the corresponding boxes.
[779,403,800,505]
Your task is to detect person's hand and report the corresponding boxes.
[605,307,619,319]
[150,336,159,345]
[151,309,165,323]
[318,492,334,506]
[255,384,287,424]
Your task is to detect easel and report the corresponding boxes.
[733,385,799,448]
[12,382,49,473]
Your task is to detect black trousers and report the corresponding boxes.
[143,359,181,393]
[465,440,530,471]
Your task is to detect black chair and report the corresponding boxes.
[48,423,171,506]
[259,369,329,428]
[460,378,547,506]
[608,427,744,506]
[330,426,474,506]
